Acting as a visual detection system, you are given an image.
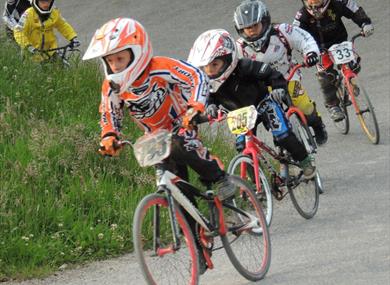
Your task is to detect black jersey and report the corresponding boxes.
[209,58,287,111]
[293,0,371,49]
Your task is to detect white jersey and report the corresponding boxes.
[236,23,319,81]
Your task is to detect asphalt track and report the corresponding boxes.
[3,0,389,284]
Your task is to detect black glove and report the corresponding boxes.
[69,37,81,48]
[206,104,218,119]
[304,51,319,67]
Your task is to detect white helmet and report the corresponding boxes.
[187,29,238,92]
[83,18,153,93]
[302,0,331,19]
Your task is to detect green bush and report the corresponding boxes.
[0,37,235,280]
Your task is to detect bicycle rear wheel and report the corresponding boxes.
[349,77,380,144]
[333,83,350,134]
[288,166,320,219]
[221,175,271,281]
[133,193,199,285]
[227,154,273,226]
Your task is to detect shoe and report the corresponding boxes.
[312,124,328,146]
[215,176,236,201]
[328,105,345,122]
[299,156,316,180]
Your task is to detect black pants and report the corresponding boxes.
[161,129,225,252]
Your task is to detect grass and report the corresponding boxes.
[0,36,236,281]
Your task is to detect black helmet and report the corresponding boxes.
[233,0,271,51]
[32,0,55,20]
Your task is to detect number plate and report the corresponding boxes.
[227,105,258,135]
[133,129,172,167]
[328,41,355,65]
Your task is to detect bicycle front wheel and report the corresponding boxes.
[349,77,380,144]
[133,193,199,285]
[289,112,317,154]
[288,166,320,219]
[227,154,273,226]
[221,175,271,281]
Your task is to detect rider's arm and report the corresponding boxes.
[53,9,77,41]
[339,0,372,27]
[13,9,31,48]
[278,23,319,57]
[99,80,125,139]
[238,58,287,90]
[166,57,209,112]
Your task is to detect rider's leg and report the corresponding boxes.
[170,132,237,273]
[258,98,316,179]
[288,81,328,145]
[317,66,344,122]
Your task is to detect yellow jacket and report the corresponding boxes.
[14,7,77,51]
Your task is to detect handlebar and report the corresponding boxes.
[39,43,76,53]
[351,32,363,44]
[286,63,306,81]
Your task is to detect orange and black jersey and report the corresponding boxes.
[293,0,371,49]
[100,56,209,137]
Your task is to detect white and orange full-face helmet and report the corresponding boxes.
[302,0,331,19]
[83,18,153,93]
[187,29,238,92]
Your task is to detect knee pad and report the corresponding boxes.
[258,99,290,138]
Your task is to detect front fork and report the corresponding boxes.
[154,165,182,255]
[341,65,359,113]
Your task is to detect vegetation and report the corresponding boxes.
[0,37,235,280]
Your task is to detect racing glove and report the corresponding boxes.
[99,135,121,156]
[270,88,287,106]
[304,51,319,67]
[69,37,81,48]
[206,104,218,119]
[26,45,37,55]
[362,23,374,37]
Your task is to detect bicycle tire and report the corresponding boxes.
[288,168,320,219]
[227,154,273,226]
[349,77,380,144]
[333,83,350,135]
[288,112,317,154]
[315,171,324,195]
[133,193,199,285]
[221,175,271,281]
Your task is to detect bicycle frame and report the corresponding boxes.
[240,130,285,198]
[152,167,256,268]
